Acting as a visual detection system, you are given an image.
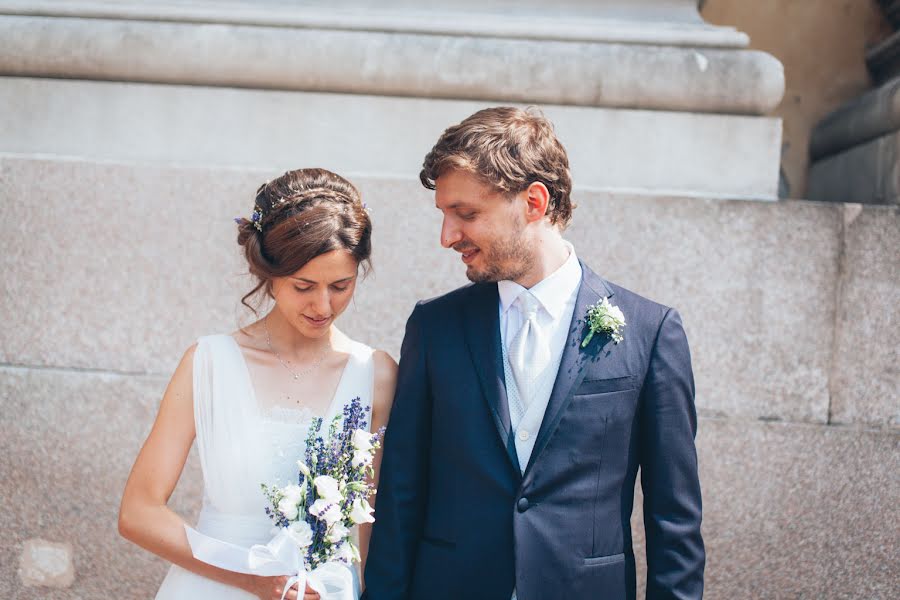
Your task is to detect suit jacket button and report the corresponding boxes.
[517,497,530,512]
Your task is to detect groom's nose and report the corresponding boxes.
[441,217,462,248]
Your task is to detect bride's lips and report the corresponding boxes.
[460,248,480,265]
[303,315,331,328]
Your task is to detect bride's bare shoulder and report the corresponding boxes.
[228,322,266,350]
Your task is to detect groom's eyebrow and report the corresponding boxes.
[436,201,472,210]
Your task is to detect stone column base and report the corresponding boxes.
[0,77,782,200]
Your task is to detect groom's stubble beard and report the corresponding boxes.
[461,217,535,284]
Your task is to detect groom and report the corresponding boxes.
[364,107,705,600]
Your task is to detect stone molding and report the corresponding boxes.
[0,0,750,48]
[0,14,784,115]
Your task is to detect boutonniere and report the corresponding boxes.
[581,297,626,348]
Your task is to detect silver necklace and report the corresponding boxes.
[264,316,330,381]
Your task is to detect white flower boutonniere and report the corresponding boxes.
[581,297,626,348]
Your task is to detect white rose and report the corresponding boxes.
[286,520,314,548]
[323,504,343,526]
[349,498,375,525]
[314,476,343,504]
[332,541,355,564]
[352,450,374,469]
[281,484,304,505]
[326,522,350,544]
[309,499,343,526]
[308,498,329,517]
[296,461,311,478]
[277,497,299,521]
[352,429,374,454]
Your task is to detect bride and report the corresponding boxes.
[119,169,398,600]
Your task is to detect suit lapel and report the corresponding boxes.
[524,262,614,476]
[462,283,521,475]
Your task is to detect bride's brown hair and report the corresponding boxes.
[236,168,372,312]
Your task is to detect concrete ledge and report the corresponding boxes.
[0,77,784,200]
[0,15,784,114]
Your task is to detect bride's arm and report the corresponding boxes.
[358,350,399,589]
[118,345,303,600]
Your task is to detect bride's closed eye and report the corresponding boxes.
[292,284,350,293]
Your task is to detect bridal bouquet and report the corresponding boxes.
[250,397,383,599]
[185,397,383,599]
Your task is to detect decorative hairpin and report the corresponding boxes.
[234,206,264,232]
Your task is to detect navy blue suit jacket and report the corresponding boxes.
[364,263,705,600]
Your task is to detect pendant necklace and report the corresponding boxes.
[264,316,330,403]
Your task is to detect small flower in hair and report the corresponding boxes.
[362,202,371,214]
[235,207,264,232]
[250,207,263,232]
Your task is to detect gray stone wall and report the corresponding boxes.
[1,156,897,599]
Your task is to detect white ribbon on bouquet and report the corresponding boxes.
[185,525,357,600]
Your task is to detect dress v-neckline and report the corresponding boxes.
[226,335,354,423]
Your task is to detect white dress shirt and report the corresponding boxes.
[498,241,583,471]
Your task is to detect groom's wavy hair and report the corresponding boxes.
[420,106,574,228]
[236,168,372,312]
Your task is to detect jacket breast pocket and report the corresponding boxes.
[576,375,637,395]
[584,552,625,567]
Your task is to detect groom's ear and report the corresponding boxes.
[523,181,551,223]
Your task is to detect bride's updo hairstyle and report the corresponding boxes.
[236,168,372,311]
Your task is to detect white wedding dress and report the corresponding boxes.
[156,334,375,599]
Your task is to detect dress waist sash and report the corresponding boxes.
[195,507,273,549]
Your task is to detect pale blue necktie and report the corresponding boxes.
[508,291,551,408]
